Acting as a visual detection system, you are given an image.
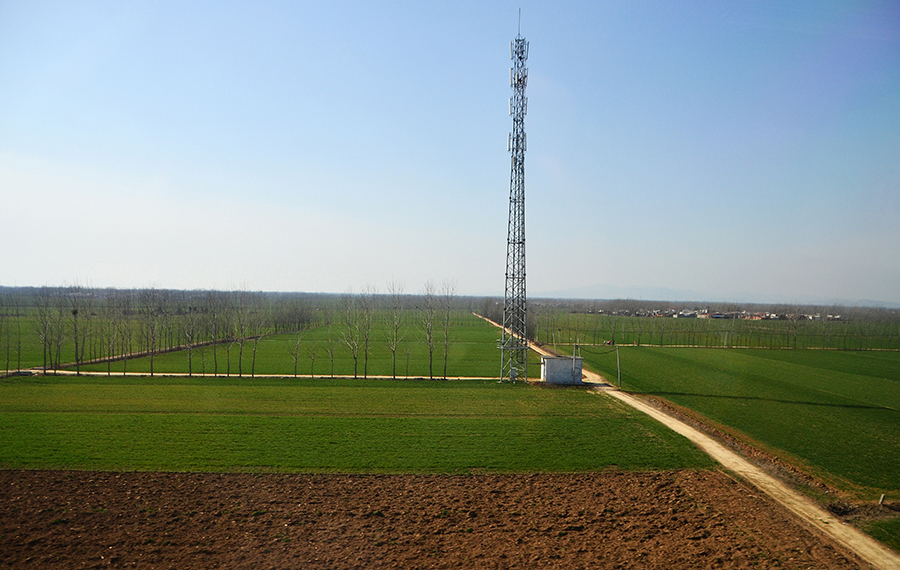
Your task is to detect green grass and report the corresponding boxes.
[861,518,900,553]
[578,346,900,498]
[0,375,714,473]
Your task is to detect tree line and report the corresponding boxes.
[0,286,317,376]
[0,282,464,378]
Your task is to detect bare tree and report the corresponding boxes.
[102,305,119,376]
[289,333,303,377]
[183,304,199,376]
[340,292,361,378]
[67,284,94,376]
[323,332,337,378]
[235,289,252,377]
[204,291,226,376]
[0,293,8,374]
[306,341,318,378]
[249,311,264,378]
[119,291,134,376]
[359,286,376,379]
[140,289,162,376]
[33,288,64,373]
[420,281,437,379]
[2,291,24,374]
[440,280,456,379]
[386,280,406,378]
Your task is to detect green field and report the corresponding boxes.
[0,376,715,473]
[578,346,900,499]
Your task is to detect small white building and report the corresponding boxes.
[541,355,584,385]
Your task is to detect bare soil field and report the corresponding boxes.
[0,469,865,569]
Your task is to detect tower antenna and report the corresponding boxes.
[500,22,529,382]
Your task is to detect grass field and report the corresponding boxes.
[0,376,715,473]
[578,346,900,499]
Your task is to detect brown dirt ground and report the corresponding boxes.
[0,469,867,569]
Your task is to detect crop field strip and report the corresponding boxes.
[0,377,715,473]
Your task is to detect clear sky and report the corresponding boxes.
[2,1,898,305]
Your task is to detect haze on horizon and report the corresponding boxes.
[2,1,898,306]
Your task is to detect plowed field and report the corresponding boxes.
[0,469,862,569]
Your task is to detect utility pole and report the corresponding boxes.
[500,20,529,382]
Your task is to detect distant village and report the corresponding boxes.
[527,297,873,322]
[596,308,845,321]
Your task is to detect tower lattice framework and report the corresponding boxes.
[501,31,529,382]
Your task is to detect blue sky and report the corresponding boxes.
[2,1,898,304]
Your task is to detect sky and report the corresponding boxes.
[2,1,899,305]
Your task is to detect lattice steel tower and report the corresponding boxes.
[500,26,529,382]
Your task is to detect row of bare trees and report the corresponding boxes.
[332,280,456,380]
[1,282,466,378]
[1,286,316,376]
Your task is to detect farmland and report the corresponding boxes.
[0,376,714,473]
[577,346,900,499]
[2,287,898,497]
[3,287,900,563]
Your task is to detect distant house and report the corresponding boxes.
[541,355,584,385]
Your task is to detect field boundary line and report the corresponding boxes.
[26,369,503,381]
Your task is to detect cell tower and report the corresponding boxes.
[500,22,529,382]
